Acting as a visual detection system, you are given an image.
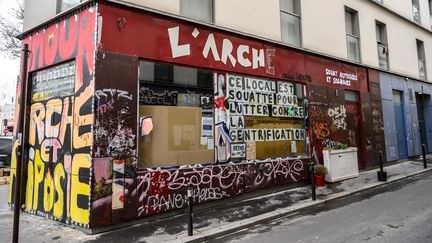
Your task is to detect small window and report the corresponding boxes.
[345,90,358,102]
[429,0,432,28]
[154,63,174,83]
[345,7,360,62]
[280,0,301,46]
[57,0,82,13]
[180,0,213,23]
[416,39,427,80]
[376,21,389,70]
[412,0,421,23]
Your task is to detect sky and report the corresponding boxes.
[0,0,20,106]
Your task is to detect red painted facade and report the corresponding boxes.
[98,3,368,92]
[10,1,385,228]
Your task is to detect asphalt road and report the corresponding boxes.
[213,170,432,243]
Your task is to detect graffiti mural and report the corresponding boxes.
[9,5,97,227]
[309,85,352,163]
[91,52,138,226]
[8,2,388,230]
[131,158,307,218]
[327,105,347,130]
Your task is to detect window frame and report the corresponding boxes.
[180,0,215,24]
[412,0,421,24]
[429,0,432,29]
[375,20,389,70]
[416,39,427,80]
[56,0,83,14]
[280,0,302,47]
[345,6,361,63]
[138,59,215,169]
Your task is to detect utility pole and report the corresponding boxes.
[12,43,29,243]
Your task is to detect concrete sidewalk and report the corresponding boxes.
[174,157,432,243]
[0,157,431,243]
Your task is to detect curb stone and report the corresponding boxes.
[177,167,432,243]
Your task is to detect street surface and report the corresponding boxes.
[213,170,432,243]
[0,169,431,243]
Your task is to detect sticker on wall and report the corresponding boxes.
[231,143,246,158]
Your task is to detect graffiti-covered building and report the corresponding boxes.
[10,0,431,229]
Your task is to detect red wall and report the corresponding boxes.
[98,2,368,92]
[87,2,380,227]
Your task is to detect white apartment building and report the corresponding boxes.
[22,0,432,82]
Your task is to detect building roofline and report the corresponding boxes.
[17,0,96,40]
[17,0,432,85]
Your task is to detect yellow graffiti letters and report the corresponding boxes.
[43,170,54,212]
[73,82,93,149]
[59,97,73,146]
[53,163,65,219]
[32,150,45,211]
[45,99,62,138]
[70,153,91,225]
[8,140,18,204]
[40,138,62,163]
[29,103,45,146]
[25,159,34,210]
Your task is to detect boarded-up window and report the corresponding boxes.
[138,61,214,168]
[215,73,307,162]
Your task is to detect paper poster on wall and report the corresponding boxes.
[216,73,307,160]
[291,141,297,153]
[246,141,256,160]
[201,136,208,145]
[207,138,214,150]
[112,182,124,210]
[201,116,213,137]
[231,143,246,158]
[113,159,125,174]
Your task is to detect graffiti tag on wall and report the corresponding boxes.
[131,158,307,217]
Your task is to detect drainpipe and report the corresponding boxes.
[12,43,30,243]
